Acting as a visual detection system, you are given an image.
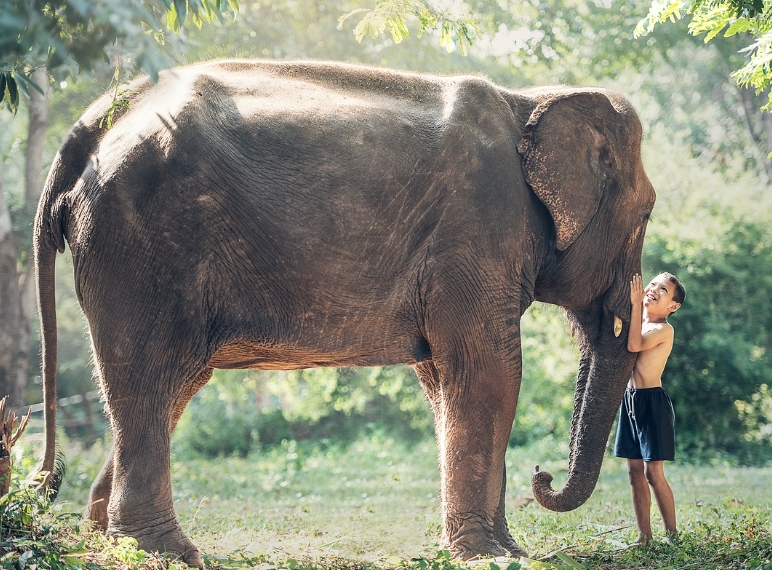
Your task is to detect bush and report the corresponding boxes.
[644,213,772,463]
[173,370,258,457]
[173,366,434,458]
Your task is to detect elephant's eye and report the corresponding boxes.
[643,212,653,222]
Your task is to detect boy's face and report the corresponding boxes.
[644,274,681,316]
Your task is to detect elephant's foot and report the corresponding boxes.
[87,453,114,531]
[86,497,109,530]
[107,521,203,568]
[492,534,528,559]
[444,523,508,561]
[493,521,528,558]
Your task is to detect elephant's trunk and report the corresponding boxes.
[531,306,635,512]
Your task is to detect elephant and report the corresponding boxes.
[34,59,655,566]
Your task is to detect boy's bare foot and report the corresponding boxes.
[633,535,651,545]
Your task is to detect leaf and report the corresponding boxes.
[725,18,752,37]
[0,73,5,102]
[17,73,45,95]
[18,550,33,566]
[554,552,585,569]
[14,75,31,99]
[167,3,180,33]
[173,0,188,27]
[7,72,18,106]
[63,540,88,554]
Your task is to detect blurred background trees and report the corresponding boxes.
[1,0,771,464]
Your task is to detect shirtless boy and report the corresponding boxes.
[614,272,685,544]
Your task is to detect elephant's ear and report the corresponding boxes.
[517,91,615,251]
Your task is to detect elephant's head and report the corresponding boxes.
[516,88,655,512]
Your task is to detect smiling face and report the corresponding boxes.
[644,273,682,318]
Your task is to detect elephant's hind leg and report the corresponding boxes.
[86,367,213,534]
[86,446,113,530]
[94,354,213,568]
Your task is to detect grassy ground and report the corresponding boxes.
[24,432,769,569]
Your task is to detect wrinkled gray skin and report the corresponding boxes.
[34,60,655,566]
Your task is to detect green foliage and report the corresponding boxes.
[0,0,239,113]
[98,87,136,130]
[0,71,45,114]
[339,1,478,54]
[173,366,433,458]
[404,551,522,570]
[644,215,772,462]
[0,477,157,570]
[512,304,578,447]
[583,505,772,569]
[174,370,259,457]
[636,0,772,109]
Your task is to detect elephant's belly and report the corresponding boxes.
[208,338,428,370]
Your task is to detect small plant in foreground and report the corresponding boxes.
[0,482,173,570]
[0,397,30,497]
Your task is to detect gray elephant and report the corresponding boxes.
[34,59,655,566]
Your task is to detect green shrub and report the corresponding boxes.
[173,370,258,457]
[173,367,434,457]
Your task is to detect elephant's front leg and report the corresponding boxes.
[431,359,521,560]
[493,465,528,558]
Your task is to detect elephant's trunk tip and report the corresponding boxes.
[531,464,556,504]
[531,465,592,513]
[531,465,583,513]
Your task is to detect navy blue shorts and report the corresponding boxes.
[614,386,675,462]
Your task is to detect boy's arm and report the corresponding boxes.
[627,274,645,352]
[629,322,673,352]
[627,274,673,353]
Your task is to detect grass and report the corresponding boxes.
[8,430,772,569]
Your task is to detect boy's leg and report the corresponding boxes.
[643,460,677,537]
[626,458,652,543]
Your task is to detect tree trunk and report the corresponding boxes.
[0,68,49,408]
[0,181,25,407]
[737,85,772,183]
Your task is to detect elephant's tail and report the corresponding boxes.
[31,141,75,491]
[31,100,114,491]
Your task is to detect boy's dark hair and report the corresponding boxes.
[661,272,685,305]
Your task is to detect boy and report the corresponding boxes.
[614,272,685,544]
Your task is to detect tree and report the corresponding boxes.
[0,0,237,407]
[637,0,772,111]
[644,216,772,462]
[0,67,48,408]
[0,0,239,112]
[339,0,477,55]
